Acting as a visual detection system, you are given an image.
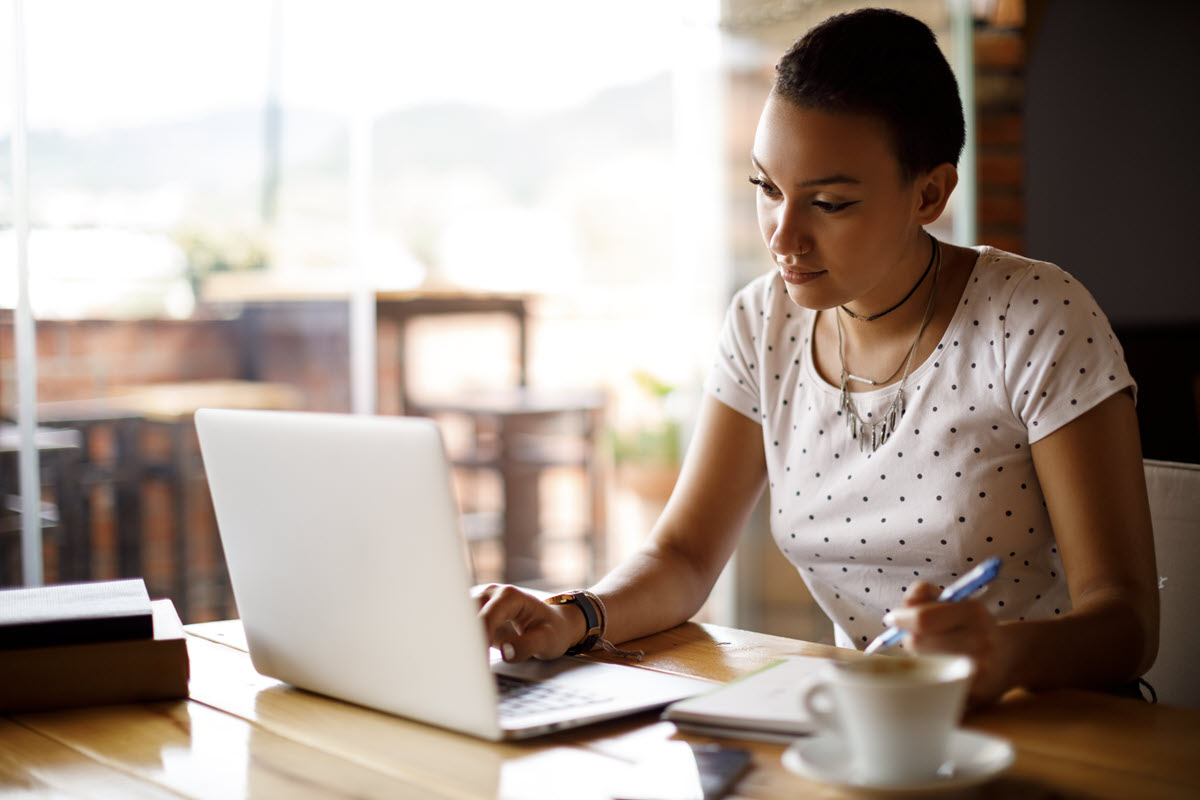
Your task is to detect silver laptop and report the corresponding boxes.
[194,408,710,740]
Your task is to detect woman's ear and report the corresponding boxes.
[914,163,959,225]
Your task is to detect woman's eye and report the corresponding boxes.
[813,200,859,213]
[748,176,780,197]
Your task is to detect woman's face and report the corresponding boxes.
[752,94,929,312]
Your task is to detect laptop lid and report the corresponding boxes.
[196,408,505,739]
[195,408,709,741]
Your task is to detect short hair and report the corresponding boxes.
[773,8,965,181]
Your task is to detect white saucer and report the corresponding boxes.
[782,728,1015,795]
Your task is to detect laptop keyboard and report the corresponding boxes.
[496,674,611,718]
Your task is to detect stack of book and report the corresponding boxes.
[0,578,190,713]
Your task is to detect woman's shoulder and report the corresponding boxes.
[966,246,1111,324]
[969,246,1090,294]
[968,244,1126,374]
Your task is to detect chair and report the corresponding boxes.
[1143,459,1200,708]
[408,388,607,587]
[0,424,84,586]
[378,292,607,588]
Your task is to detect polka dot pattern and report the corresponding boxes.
[704,247,1135,649]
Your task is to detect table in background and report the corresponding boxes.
[2,621,1197,798]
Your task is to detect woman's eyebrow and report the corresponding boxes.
[750,154,861,188]
[800,174,861,187]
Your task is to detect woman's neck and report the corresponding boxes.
[840,231,938,324]
[837,237,942,348]
[815,243,976,389]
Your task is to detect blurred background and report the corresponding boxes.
[2,0,1197,644]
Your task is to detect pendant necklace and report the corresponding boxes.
[836,237,941,452]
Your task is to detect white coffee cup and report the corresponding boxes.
[800,654,975,785]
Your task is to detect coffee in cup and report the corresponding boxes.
[800,653,975,784]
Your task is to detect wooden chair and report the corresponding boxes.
[407,388,607,587]
[379,293,607,588]
[1143,459,1200,708]
[0,424,84,586]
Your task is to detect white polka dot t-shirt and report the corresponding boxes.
[704,247,1136,650]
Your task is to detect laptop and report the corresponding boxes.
[194,408,711,741]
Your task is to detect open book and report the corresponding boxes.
[661,655,830,741]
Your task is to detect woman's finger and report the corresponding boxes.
[904,581,941,605]
[478,585,546,644]
[887,596,991,637]
[470,583,502,607]
[494,622,569,663]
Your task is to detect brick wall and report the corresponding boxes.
[974,1,1027,254]
[0,313,245,409]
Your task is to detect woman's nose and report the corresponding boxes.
[768,204,810,259]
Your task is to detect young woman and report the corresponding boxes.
[475,8,1157,705]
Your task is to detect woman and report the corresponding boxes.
[475,8,1158,705]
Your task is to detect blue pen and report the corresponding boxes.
[863,556,1003,655]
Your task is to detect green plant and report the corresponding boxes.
[609,370,681,467]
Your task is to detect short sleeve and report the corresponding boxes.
[1001,260,1135,442]
[703,277,769,423]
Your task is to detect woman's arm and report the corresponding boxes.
[475,395,769,661]
[889,390,1159,703]
[1008,389,1159,688]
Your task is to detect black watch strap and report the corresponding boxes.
[545,591,602,655]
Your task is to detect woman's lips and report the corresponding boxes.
[778,265,826,285]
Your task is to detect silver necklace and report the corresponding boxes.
[837,239,941,452]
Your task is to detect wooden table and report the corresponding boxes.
[3,621,1198,799]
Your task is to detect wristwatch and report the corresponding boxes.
[545,590,602,655]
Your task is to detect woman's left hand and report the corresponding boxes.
[884,582,1012,706]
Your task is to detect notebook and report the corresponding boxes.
[194,407,711,740]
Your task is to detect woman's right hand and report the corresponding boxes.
[472,584,585,662]
[471,397,769,664]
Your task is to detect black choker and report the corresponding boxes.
[840,232,937,322]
